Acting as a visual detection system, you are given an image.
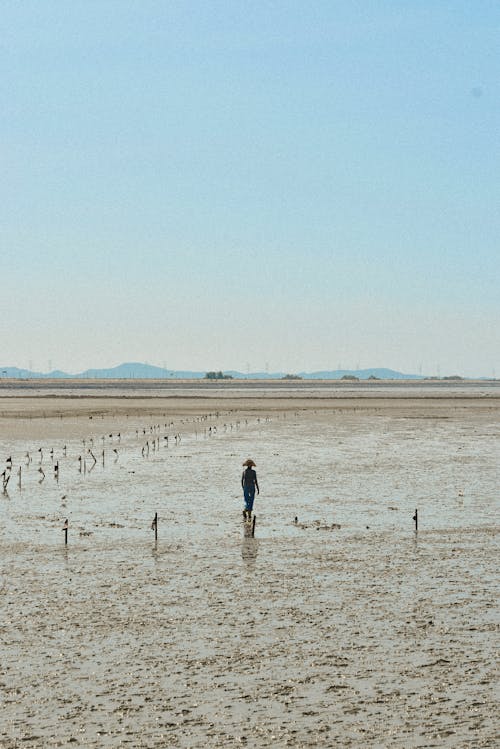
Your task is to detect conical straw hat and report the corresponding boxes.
[242,458,256,467]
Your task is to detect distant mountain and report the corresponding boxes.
[300,368,422,380]
[222,368,422,380]
[0,366,45,378]
[80,362,182,379]
[0,362,425,380]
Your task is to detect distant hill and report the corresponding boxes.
[0,362,425,380]
[300,368,422,380]
[79,362,193,379]
[0,366,45,378]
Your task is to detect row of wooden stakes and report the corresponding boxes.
[61,512,161,545]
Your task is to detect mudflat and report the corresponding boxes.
[0,382,498,747]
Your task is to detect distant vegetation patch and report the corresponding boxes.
[281,374,303,380]
[204,371,233,380]
[424,375,464,380]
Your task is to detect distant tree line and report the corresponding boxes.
[424,375,464,381]
[204,371,233,380]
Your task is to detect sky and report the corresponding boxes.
[1,1,499,377]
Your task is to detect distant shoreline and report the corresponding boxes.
[0,377,499,392]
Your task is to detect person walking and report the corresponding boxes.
[241,458,259,520]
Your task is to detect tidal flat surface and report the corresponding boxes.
[0,386,498,747]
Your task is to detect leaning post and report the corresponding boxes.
[413,508,418,532]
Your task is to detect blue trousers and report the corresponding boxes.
[243,486,255,512]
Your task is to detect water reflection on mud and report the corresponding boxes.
[241,536,259,569]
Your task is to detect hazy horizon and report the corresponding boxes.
[1,359,496,380]
[2,2,499,378]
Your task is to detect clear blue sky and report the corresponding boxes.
[1,1,499,376]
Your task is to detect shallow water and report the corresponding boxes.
[0,396,498,747]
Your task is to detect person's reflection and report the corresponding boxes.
[241,536,259,569]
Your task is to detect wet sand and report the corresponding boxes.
[0,383,498,747]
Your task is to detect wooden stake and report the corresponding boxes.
[413,508,418,532]
[151,512,158,541]
[63,518,68,545]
